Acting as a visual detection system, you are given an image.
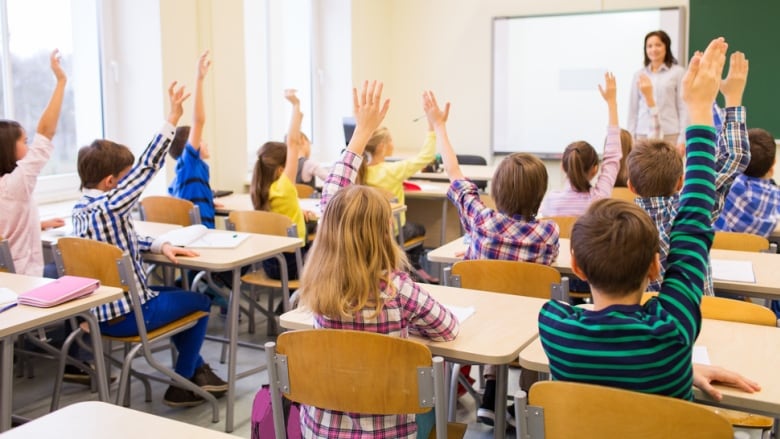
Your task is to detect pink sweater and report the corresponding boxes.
[0,134,53,275]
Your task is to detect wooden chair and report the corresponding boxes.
[456,154,488,191]
[0,238,14,273]
[51,237,218,421]
[712,231,771,253]
[139,195,201,227]
[514,381,733,438]
[541,216,577,239]
[295,183,315,199]
[265,329,466,439]
[226,210,303,335]
[611,187,636,203]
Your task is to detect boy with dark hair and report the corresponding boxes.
[627,50,750,294]
[72,80,227,408]
[715,127,780,237]
[168,51,217,228]
[538,37,726,399]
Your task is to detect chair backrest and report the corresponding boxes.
[53,237,125,290]
[295,183,315,199]
[226,210,295,237]
[712,231,770,252]
[642,292,777,326]
[455,154,487,165]
[517,381,732,438]
[265,329,448,439]
[139,196,201,226]
[0,237,15,273]
[542,216,578,239]
[450,260,563,300]
[610,187,636,203]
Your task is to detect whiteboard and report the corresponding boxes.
[492,8,686,157]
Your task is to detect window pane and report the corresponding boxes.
[6,0,102,176]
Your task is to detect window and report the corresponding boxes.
[0,0,103,196]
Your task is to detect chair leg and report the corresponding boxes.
[50,327,84,411]
[448,363,461,422]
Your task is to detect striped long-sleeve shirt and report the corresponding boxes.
[538,125,717,400]
[304,149,459,439]
[72,123,174,322]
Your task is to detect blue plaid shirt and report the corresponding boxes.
[714,174,780,238]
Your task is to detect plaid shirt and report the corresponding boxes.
[636,106,749,295]
[447,179,559,264]
[72,123,174,322]
[714,174,780,238]
[305,150,459,439]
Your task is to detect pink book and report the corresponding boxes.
[18,275,100,308]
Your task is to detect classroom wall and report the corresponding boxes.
[351,0,687,189]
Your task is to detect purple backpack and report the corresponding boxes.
[251,385,302,439]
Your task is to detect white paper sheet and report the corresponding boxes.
[444,304,475,324]
[711,259,756,283]
[692,345,711,365]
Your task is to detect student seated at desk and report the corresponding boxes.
[294,131,329,190]
[298,81,459,439]
[72,79,227,408]
[628,50,750,295]
[538,38,734,400]
[422,90,558,426]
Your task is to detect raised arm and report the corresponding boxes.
[422,91,461,181]
[592,72,621,198]
[638,74,663,139]
[166,81,190,127]
[188,50,211,151]
[282,89,304,184]
[36,50,67,139]
[714,51,750,197]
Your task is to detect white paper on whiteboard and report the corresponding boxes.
[711,259,756,283]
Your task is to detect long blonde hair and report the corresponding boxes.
[299,184,409,318]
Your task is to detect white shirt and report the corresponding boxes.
[627,63,687,144]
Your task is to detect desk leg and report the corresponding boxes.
[0,337,12,432]
[225,267,241,433]
[493,364,508,439]
[440,199,448,246]
[79,312,109,402]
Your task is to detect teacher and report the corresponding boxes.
[627,30,687,145]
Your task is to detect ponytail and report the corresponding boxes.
[562,141,598,193]
[250,141,287,210]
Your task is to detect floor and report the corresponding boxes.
[10,296,519,438]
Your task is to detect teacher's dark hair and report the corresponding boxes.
[643,30,677,67]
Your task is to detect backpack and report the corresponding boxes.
[251,385,302,439]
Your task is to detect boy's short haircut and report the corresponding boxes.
[627,139,683,197]
[744,128,776,178]
[571,198,659,296]
[491,153,548,218]
[168,126,191,159]
[77,139,135,190]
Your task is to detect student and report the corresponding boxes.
[422,90,558,426]
[72,81,227,408]
[355,111,438,283]
[538,37,731,400]
[294,132,329,189]
[298,80,459,439]
[0,50,66,276]
[628,50,750,294]
[714,127,780,238]
[539,72,622,217]
[250,89,316,280]
[168,51,217,228]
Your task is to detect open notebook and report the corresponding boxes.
[159,225,250,249]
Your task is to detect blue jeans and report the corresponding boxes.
[99,286,211,378]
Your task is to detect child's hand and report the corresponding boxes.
[167,81,191,126]
[720,51,748,107]
[285,89,300,107]
[422,91,451,129]
[161,243,199,265]
[50,49,67,83]
[40,218,65,230]
[638,74,656,106]
[598,72,616,103]
[682,37,728,125]
[353,80,390,134]
[303,210,318,222]
[692,363,761,402]
[196,50,211,81]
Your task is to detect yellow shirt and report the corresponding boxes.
[269,173,306,240]
[365,131,436,225]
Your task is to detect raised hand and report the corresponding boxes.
[196,50,212,80]
[422,91,450,129]
[638,74,656,106]
[598,72,617,102]
[285,89,300,108]
[49,49,67,83]
[167,81,191,126]
[720,51,748,107]
[682,37,728,125]
[353,80,390,134]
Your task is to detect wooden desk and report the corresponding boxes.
[412,164,496,182]
[280,283,546,439]
[428,237,780,300]
[0,273,123,432]
[214,193,405,217]
[143,233,302,433]
[519,318,780,417]
[0,401,235,438]
[40,220,181,248]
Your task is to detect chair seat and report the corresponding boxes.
[705,406,773,429]
[242,270,301,289]
[429,422,467,439]
[103,311,209,343]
